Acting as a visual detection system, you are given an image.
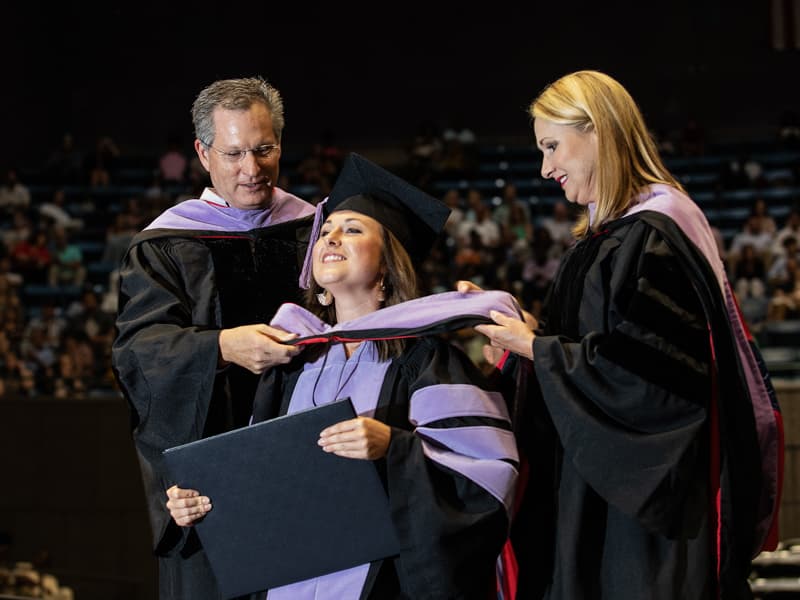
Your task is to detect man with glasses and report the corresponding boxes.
[112,77,315,600]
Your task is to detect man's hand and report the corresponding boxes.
[218,324,301,374]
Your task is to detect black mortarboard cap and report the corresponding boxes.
[300,153,451,288]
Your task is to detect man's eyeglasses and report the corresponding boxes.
[201,141,279,163]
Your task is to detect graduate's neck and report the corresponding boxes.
[332,293,382,325]
[343,341,362,359]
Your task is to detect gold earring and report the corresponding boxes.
[316,289,332,306]
[377,278,386,302]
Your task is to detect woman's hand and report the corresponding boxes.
[475,310,536,361]
[456,279,484,293]
[166,485,212,527]
[457,281,539,360]
[318,417,391,460]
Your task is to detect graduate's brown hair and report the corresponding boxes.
[529,70,683,237]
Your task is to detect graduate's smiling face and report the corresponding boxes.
[313,210,385,299]
[195,103,281,210]
[535,118,598,206]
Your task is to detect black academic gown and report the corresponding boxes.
[253,335,514,600]
[112,217,311,600]
[510,212,762,600]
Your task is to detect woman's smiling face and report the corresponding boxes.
[535,118,599,206]
[313,210,384,296]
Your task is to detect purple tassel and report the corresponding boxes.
[298,198,328,289]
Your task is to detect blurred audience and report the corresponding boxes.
[0,116,799,398]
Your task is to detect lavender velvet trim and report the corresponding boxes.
[409,385,510,425]
[270,290,522,342]
[145,187,314,231]
[415,426,517,462]
[419,444,518,513]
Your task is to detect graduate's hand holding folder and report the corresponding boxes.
[162,398,400,599]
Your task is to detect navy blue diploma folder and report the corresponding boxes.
[162,398,400,598]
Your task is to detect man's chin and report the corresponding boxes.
[233,191,272,210]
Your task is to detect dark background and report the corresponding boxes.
[4,3,799,170]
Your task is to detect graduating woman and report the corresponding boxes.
[167,153,521,599]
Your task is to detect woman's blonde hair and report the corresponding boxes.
[529,70,683,237]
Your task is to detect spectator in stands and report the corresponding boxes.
[459,201,501,249]
[47,226,86,288]
[520,226,560,310]
[771,207,800,257]
[2,209,32,249]
[44,132,84,184]
[728,214,774,274]
[0,276,17,316]
[778,109,800,148]
[460,69,775,598]
[461,187,484,224]
[86,135,120,188]
[0,168,31,215]
[720,155,767,191]
[111,76,314,599]
[437,136,469,175]
[767,236,800,289]
[119,197,147,231]
[718,155,751,190]
[767,252,800,321]
[538,199,576,258]
[0,256,22,290]
[504,201,534,254]
[158,134,189,184]
[38,188,84,232]
[10,229,51,285]
[744,156,767,189]
[749,197,777,236]
[419,238,452,295]
[54,330,95,399]
[20,323,58,393]
[0,346,35,398]
[407,119,443,189]
[437,121,477,177]
[24,302,66,351]
[733,243,769,325]
[66,288,114,360]
[441,120,478,175]
[441,188,465,239]
[492,182,531,231]
[101,212,138,269]
[454,229,489,287]
[442,120,477,146]
[143,171,167,203]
